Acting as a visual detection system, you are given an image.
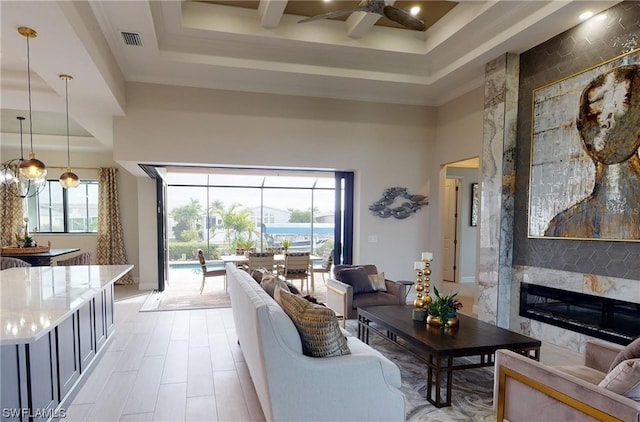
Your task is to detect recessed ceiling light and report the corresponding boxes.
[410,6,421,16]
[579,11,594,20]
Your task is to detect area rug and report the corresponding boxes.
[344,320,496,421]
[139,274,232,311]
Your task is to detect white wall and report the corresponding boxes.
[114,82,437,286]
[136,178,157,289]
[3,84,486,291]
[431,87,485,292]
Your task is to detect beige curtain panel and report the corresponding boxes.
[97,167,133,285]
[1,184,24,247]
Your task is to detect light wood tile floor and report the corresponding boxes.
[64,294,265,422]
[67,283,581,422]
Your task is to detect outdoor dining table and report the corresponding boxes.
[221,254,323,292]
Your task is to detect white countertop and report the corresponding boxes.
[0,265,133,345]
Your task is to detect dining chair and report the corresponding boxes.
[1,257,32,270]
[57,251,92,266]
[281,252,311,293]
[198,249,226,294]
[313,248,333,284]
[245,252,276,274]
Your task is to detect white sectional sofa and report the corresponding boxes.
[226,263,405,422]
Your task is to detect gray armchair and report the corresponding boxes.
[326,264,406,321]
[494,340,640,421]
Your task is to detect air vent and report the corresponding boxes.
[121,31,143,46]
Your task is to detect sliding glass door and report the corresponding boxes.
[145,167,354,289]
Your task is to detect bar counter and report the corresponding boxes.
[1,264,133,421]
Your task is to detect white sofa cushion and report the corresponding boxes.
[346,336,402,388]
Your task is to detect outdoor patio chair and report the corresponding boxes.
[281,252,311,293]
[313,249,333,284]
[244,252,276,274]
[198,249,226,294]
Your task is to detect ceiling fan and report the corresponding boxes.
[298,0,426,31]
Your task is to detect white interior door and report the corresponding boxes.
[442,178,460,282]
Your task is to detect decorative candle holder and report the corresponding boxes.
[413,261,426,308]
[411,261,426,320]
[421,252,433,306]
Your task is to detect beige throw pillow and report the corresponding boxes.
[368,272,387,292]
[609,337,640,372]
[273,281,290,305]
[598,358,640,401]
[278,290,350,358]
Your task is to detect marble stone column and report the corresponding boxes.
[477,53,519,327]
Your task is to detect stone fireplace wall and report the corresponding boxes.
[478,1,640,351]
[511,266,640,353]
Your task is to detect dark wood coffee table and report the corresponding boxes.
[358,305,541,408]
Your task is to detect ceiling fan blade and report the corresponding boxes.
[383,6,426,31]
[298,6,369,24]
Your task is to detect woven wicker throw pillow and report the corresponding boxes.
[278,290,350,358]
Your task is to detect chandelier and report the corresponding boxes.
[0,116,46,198]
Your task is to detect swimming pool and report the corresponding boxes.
[169,261,224,272]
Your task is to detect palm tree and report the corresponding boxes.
[171,198,202,228]
[170,198,203,240]
[211,203,257,250]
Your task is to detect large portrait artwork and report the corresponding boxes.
[528,49,640,241]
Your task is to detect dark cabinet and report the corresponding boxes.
[0,345,25,421]
[0,284,116,421]
[27,332,59,421]
[56,314,80,400]
[94,293,107,352]
[78,300,95,373]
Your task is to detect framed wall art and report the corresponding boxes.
[528,48,640,241]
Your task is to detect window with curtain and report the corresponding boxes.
[26,180,99,233]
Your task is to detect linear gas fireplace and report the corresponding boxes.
[520,283,639,345]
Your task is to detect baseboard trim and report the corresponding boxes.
[138,280,157,290]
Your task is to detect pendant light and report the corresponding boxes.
[17,27,47,181]
[0,116,46,198]
[59,74,80,188]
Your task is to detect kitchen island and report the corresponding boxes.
[0,265,133,421]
